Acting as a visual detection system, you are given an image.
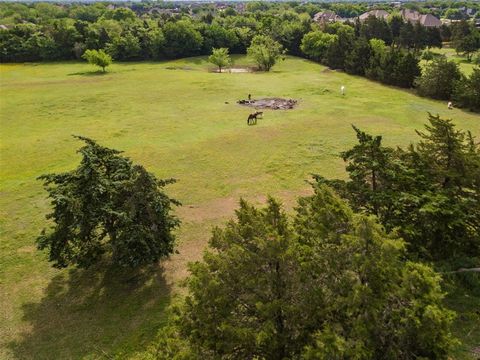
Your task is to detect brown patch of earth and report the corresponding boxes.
[16,245,36,254]
[164,187,313,290]
[212,66,255,73]
[238,97,298,110]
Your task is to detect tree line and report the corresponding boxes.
[1,3,479,112]
[300,18,480,112]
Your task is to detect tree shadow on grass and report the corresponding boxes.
[9,260,172,360]
[67,70,108,76]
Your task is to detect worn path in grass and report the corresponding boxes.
[1,55,479,359]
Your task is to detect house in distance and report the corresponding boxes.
[313,11,343,24]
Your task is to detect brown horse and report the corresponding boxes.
[247,111,263,125]
[247,113,258,125]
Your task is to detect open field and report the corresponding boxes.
[1,55,480,359]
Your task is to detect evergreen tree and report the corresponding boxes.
[345,37,371,75]
[453,67,480,112]
[325,26,354,69]
[156,186,456,359]
[37,136,180,268]
[392,51,421,88]
[318,115,480,260]
[416,57,462,100]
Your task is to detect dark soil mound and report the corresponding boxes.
[237,98,297,110]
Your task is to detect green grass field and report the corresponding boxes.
[1,55,480,359]
[428,46,478,75]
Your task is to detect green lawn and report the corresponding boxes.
[1,55,479,359]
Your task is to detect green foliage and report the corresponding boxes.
[344,36,371,75]
[247,34,284,71]
[453,67,480,112]
[364,39,420,88]
[158,185,455,359]
[318,114,480,261]
[416,57,462,100]
[106,32,141,60]
[200,24,238,54]
[163,20,203,59]
[37,136,180,269]
[300,30,337,63]
[208,47,231,72]
[81,48,112,72]
[451,20,480,61]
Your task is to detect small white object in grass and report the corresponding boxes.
[340,85,345,95]
[447,101,453,109]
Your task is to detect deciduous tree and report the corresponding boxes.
[208,47,231,72]
[247,34,284,71]
[82,48,112,72]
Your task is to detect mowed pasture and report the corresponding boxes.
[1,55,480,359]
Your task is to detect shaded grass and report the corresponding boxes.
[7,263,172,360]
[1,55,479,359]
[444,276,480,360]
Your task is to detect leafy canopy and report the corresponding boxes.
[37,136,180,268]
[208,47,231,72]
[247,34,284,72]
[155,185,455,359]
[82,49,112,72]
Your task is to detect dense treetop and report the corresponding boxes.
[154,186,456,359]
[37,136,180,268]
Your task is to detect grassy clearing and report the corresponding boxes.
[1,55,479,359]
[428,46,478,75]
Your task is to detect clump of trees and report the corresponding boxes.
[317,114,480,261]
[154,186,456,359]
[208,47,231,72]
[298,18,479,112]
[415,57,480,111]
[37,136,180,268]
[82,49,112,72]
[301,26,423,89]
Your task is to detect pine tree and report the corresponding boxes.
[156,185,456,359]
[37,136,180,268]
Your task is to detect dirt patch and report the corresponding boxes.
[237,97,298,110]
[164,187,313,289]
[212,66,255,73]
[177,197,239,223]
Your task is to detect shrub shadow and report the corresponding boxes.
[67,70,108,76]
[9,261,172,359]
